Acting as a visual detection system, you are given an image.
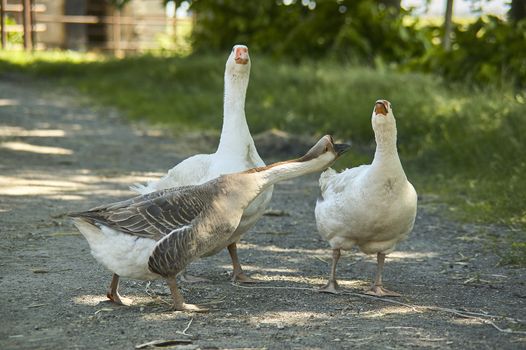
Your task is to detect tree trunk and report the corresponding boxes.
[509,0,526,22]
[443,0,454,51]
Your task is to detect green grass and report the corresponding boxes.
[1,50,525,264]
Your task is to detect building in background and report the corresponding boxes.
[3,0,179,52]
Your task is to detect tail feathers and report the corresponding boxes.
[319,167,337,195]
[131,174,175,194]
[129,181,155,195]
[67,211,103,227]
[70,217,105,247]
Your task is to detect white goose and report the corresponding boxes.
[131,45,272,284]
[315,100,417,296]
[70,136,350,312]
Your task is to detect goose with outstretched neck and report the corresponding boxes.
[70,135,350,312]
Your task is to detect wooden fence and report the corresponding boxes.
[0,0,187,55]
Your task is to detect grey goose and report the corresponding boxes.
[70,135,350,312]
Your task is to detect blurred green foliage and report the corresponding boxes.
[5,17,24,46]
[189,1,526,87]
[412,15,526,87]
[191,0,429,65]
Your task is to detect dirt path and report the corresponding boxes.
[1,77,524,350]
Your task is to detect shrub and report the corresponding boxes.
[412,16,526,87]
[190,0,430,65]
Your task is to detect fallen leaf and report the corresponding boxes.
[135,339,193,349]
[49,231,80,237]
[94,308,114,314]
[263,209,290,217]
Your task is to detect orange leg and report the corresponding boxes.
[365,253,401,297]
[167,278,208,313]
[318,249,341,294]
[106,273,130,305]
[228,243,259,283]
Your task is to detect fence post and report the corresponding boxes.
[30,0,35,48]
[113,8,122,57]
[23,0,33,50]
[1,0,6,48]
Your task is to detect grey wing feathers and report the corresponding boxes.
[69,183,217,241]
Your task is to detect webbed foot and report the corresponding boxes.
[365,285,401,297]
[180,274,210,283]
[317,280,339,294]
[106,291,132,306]
[174,303,209,313]
[232,272,261,284]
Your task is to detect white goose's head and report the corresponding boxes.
[371,99,396,132]
[225,44,251,76]
[371,99,399,151]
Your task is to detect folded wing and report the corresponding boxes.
[69,184,217,241]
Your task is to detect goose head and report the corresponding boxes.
[372,99,396,131]
[296,135,351,171]
[244,135,350,186]
[225,44,251,76]
[371,99,399,151]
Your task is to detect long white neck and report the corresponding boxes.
[216,70,253,155]
[371,123,404,174]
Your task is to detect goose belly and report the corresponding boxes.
[316,198,415,254]
[73,219,160,280]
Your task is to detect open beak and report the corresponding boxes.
[234,47,249,65]
[374,100,388,116]
[334,143,351,156]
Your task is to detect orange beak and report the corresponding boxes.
[234,47,249,65]
[374,100,388,115]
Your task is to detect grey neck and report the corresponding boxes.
[258,157,329,188]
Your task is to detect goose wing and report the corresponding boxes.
[148,224,196,277]
[69,184,216,241]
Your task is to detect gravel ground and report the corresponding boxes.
[0,77,525,349]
